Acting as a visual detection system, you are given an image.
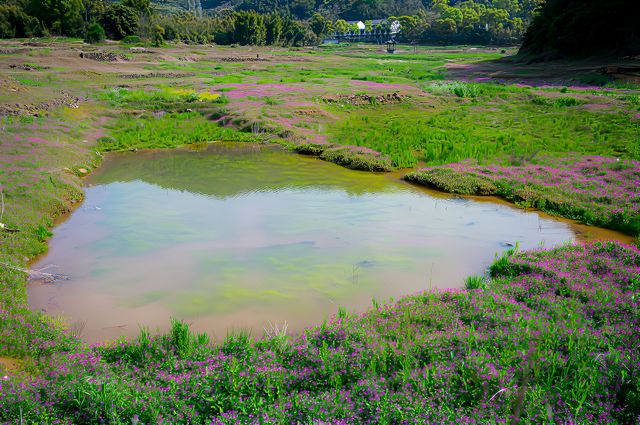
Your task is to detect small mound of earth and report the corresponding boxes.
[80,51,128,62]
[295,108,327,117]
[119,72,192,79]
[9,63,49,71]
[0,92,81,117]
[0,77,23,93]
[323,92,408,106]
[218,56,269,62]
[0,48,29,55]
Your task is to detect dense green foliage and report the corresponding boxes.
[103,3,139,38]
[0,0,544,45]
[200,0,542,23]
[520,0,640,57]
[26,0,84,36]
[85,22,106,43]
[0,1,41,38]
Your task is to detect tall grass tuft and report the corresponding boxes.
[170,318,192,357]
[465,275,489,290]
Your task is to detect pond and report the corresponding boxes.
[28,143,605,342]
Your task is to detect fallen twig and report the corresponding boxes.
[0,262,69,283]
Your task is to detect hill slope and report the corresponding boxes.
[520,0,640,58]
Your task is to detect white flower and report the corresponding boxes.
[1,375,8,381]
[0,223,5,230]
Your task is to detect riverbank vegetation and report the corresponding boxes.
[1,241,639,423]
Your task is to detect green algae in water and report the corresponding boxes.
[29,143,578,342]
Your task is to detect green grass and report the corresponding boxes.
[97,87,228,110]
[328,94,639,168]
[101,112,257,151]
[14,77,43,86]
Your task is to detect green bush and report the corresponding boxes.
[465,275,489,290]
[120,35,142,45]
[85,22,106,44]
[554,97,580,107]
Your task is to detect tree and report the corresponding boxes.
[288,0,314,19]
[310,12,330,38]
[27,0,83,35]
[122,0,151,16]
[151,23,164,46]
[441,6,462,30]
[234,10,266,45]
[103,3,138,39]
[430,0,449,13]
[364,19,372,33]
[282,17,312,46]
[265,12,283,44]
[334,19,348,35]
[82,0,107,27]
[398,15,421,41]
[0,4,40,38]
[521,0,640,57]
[85,21,105,42]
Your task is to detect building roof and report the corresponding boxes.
[346,19,387,26]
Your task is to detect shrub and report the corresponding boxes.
[554,97,580,107]
[320,147,392,172]
[465,275,489,290]
[120,35,142,45]
[404,169,498,195]
[85,22,106,44]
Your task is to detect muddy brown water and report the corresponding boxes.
[28,143,632,343]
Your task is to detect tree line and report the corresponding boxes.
[520,0,640,58]
[0,0,544,46]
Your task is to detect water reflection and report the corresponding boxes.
[30,143,578,342]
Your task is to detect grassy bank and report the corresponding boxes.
[405,156,640,236]
[1,241,639,423]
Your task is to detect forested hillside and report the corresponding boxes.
[520,0,640,58]
[197,0,542,21]
[1,0,544,45]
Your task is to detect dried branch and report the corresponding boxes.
[251,122,278,143]
[70,320,87,339]
[263,320,288,338]
[0,262,69,283]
